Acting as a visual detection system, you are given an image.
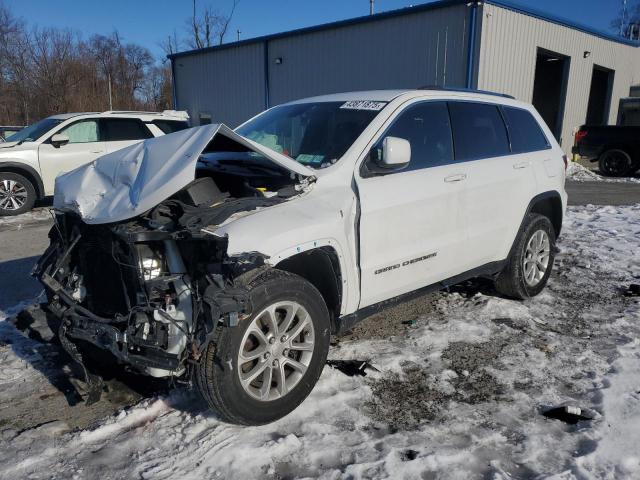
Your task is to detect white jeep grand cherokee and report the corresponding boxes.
[0,110,189,215]
[35,88,567,424]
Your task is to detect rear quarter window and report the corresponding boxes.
[152,120,190,134]
[448,102,510,161]
[101,119,153,141]
[502,106,550,153]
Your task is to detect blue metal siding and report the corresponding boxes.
[267,5,470,106]
[172,43,265,127]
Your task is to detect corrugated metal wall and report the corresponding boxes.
[172,4,471,127]
[477,3,640,152]
[173,43,265,127]
[267,4,469,105]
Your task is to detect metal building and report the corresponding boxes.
[169,0,640,152]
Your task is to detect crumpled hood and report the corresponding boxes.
[53,123,314,224]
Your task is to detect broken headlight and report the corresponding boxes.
[136,244,166,281]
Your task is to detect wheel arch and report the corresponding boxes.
[599,144,638,163]
[527,191,563,237]
[0,162,45,199]
[274,246,343,334]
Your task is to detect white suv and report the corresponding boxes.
[0,110,189,215]
[36,89,567,424]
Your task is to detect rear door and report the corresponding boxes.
[101,118,154,153]
[448,102,538,268]
[38,118,106,194]
[356,101,468,308]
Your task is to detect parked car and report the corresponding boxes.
[0,110,190,215]
[572,125,640,177]
[0,126,25,142]
[35,88,567,424]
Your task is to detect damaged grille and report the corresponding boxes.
[74,228,140,317]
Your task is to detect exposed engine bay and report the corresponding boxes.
[34,133,312,404]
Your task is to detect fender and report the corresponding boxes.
[507,190,563,259]
[269,238,352,314]
[0,161,45,198]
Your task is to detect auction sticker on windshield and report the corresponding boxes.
[340,101,387,111]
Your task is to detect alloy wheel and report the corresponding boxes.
[0,179,28,211]
[523,229,551,286]
[237,301,315,401]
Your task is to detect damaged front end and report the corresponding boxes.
[33,124,313,403]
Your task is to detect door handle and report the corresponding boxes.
[444,173,467,183]
[90,150,103,153]
[513,162,530,169]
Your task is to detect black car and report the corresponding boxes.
[572,125,640,177]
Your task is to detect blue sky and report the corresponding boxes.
[6,0,624,60]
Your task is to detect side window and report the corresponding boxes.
[502,106,550,153]
[102,119,153,141]
[58,120,99,144]
[378,101,453,171]
[448,102,510,161]
[152,120,190,134]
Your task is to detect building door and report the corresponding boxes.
[531,48,570,142]
[586,65,615,125]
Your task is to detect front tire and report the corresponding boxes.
[0,172,36,216]
[196,269,331,425]
[494,213,556,300]
[598,149,633,177]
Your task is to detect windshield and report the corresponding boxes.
[235,101,385,169]
[5,117,63,143]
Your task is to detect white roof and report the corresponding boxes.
[283,88,532,110]
[48,110,189,122]
[285,90,411,105]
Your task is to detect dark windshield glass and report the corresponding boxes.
[235,102,384,169]
[6,117,63,143]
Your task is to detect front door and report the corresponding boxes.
[355,101,467,308]
[38,119,105,194]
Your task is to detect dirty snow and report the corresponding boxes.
[1,205,639,479]
[0,207,52,229]
[567,161,640,183]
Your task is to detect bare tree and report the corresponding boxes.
[0,3,173,125]
[160,30,181,59]
[611,1,640,40]
[187,0,239,49]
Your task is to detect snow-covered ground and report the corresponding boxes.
[0,207,52,229]
[566,161,640,184]
[1,205,639,480]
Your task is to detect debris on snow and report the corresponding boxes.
[623,284,640,297]
[541,404,600,424]
[326,359,379,377]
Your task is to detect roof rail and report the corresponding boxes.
[100,110,189,119]
[101,110,161,115]
[418,85,516,100]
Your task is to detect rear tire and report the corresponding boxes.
[196,269,331,425]
[494,213,556,300]
[598,149,633,177]
[0,172,36,216]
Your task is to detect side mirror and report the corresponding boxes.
[376,136,411,170]
[50,133,70,148]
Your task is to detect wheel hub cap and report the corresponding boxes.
[523,229,551,287]
[237,301,315,401]
[0,179,27,210]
